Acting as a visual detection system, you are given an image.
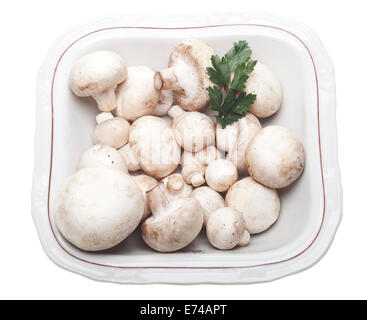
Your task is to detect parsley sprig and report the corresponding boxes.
[206,41,257,128]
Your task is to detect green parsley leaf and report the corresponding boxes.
[225,40,252,71]
[213,91,256,127]
[207,86,223,111]
[233,92,257,115]
[206,40,258,128]
[230,60,258,91]
[207,56,231,86]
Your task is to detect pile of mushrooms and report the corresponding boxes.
[55,39,305,253]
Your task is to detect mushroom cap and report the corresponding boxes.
[115,66,160,121]
[93,117,130,149]
[132,175,158,221]
[225,177,280,234]
[55,167,144,251]
[169,39,215,111]
[206,207,246,250]
[129,116,181,179]
[70,51,127,97]
[227,113,262,174]
[142,197,204,252]
[246,126,306,188]
[172,111,215,152]
[205,159,238,192]
[190,186,225,225]
[78,144,128,173]
[245,62,282,118]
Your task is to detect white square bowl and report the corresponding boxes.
[32,13,342,284]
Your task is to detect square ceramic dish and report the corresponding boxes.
[32,13,342,284]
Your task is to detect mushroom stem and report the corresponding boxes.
[168,105,185,119]
[96,112,115,124]
[191,174,206,187]
[147,174,192,215]
[154,68,182,91]
[181,151,206,187]
[147,183,170,215]
[238,230,251,247]
[119,144,141,172]
[93,87,117,112]
[153,91,174,116]
[166,174,185,195]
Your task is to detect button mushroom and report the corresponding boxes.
[216,113,262,174]
[168,105,215,153]
[154,39,216,111]
[128,116,181,179]
[132,175,158,221]
[78,144,128,173]
[245,62,282,118]
[190,186,225,226]
[93,117,130,149]
[246,126,306,188]
[70,51,127,112]
[206,207,250,250]
[142,174,203,253]
[115,66,169,121]
[181,146,223,187]
[225,177,280,234]
[181,151,206,187]
[55,166,144,251]
[205,159,238,193]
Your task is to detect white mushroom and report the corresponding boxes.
[129,116,181,179]
[93,117,130,149]
[154,39,216,111]
[181,146,223,187]
[190,186,225,225]
[55,167,144,251]
[216,113,262,174]
[142,174,203,252]
[245,62,282,118]
[206,207,249,250]
[78,145,128,173]
[181,151,205,187]
[246,126,306,188]
[225,177,280,234]
[115,66,166,121]
[132,175,158,221]
[205,159,238,192]
[169,105,215,152]
[70,51,127,112]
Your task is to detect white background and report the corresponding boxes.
[0,0,365,300]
